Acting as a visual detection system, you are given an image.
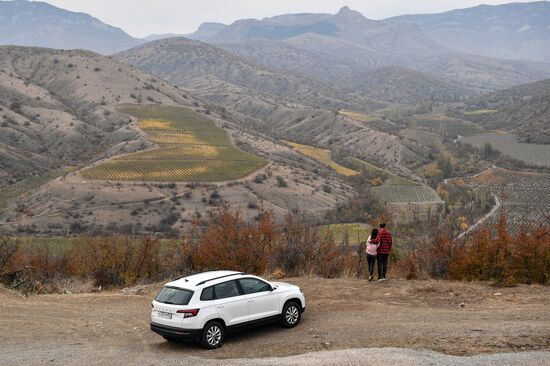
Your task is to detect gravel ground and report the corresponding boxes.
[1,278,549,365]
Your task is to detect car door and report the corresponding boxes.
[238,278,280,321]
[212,280,249,326]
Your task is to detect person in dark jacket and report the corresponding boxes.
[368,223,393,281]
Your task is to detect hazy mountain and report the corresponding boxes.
[460,78,550,144]
[0,0,142,54]
[217,40,474,104]
[390,1,550,63]
[0,45,196,181]
[187,22,228,41]
[191,6,550,93]
[142,33,187,42]
[114,37,385,115]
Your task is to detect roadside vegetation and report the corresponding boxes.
[1,208,548,295]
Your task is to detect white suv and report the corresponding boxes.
[150,270,306,348]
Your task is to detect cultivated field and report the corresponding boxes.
[413,114,484,137]
[0,169,63,213]
[464,168,550,235]
[371,185,443,204]
[459,132,550,167]
[463,109,497,116]
[81,106,265,182]
[339,110,380,123]
[286,142,359,176]
[321,223,370,245]
[400,128,444,151]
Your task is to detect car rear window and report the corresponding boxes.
[155,286,194,305]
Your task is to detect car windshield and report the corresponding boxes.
[155,286,194,305]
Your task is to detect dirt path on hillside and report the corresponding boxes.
[1,278,549,365]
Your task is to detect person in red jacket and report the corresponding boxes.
[368,223,393,281]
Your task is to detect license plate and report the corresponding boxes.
[157,311,172,320]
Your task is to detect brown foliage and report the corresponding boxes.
[1,210,548,294]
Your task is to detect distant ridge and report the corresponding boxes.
[0,0,142,54]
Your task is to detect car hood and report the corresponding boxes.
[271,281,300,291]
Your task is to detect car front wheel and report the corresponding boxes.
[200,321,224,349]
[281,301,301,328]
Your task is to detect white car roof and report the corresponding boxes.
[165,270,245,289]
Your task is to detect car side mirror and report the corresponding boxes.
[270,284,278,291]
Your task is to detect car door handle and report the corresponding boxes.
[247,299,255,303]
[216,305,225,309]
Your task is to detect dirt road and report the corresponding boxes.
[1,278,549,365]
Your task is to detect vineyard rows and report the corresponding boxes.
[286,141,359,176]
[465,169,550,235]
[371,185,443,204]
[413,113,483,137]
[0,169,64,212]
[82,106,264,182]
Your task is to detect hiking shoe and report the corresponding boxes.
[368,277,374,282]
[378,278,383,282]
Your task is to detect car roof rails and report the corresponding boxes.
[196,272,246,286]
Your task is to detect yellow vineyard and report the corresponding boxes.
[286,141,359,176]
[81,106,265,182]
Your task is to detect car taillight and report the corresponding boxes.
[177,309,200,318]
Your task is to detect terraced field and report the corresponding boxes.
[464,168,550,235]
[286,142,359,176]
[459,132,550,167]
[81,106,265,182]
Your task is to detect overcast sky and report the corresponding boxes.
[43,0,541,38]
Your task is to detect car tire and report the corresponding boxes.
[280,301,301,328]
[200,321,225,349]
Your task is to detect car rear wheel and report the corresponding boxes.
[200,321,224,349]
[281,301,301,328]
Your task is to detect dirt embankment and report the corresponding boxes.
[1,278,549,365]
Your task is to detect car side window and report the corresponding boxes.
[238,278,272,295]
[200,286,215,301]
[213,280,240,299]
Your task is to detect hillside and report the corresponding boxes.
[114,37,383,113]
[459,78,550,144]
[192,6,550,93]
[115,38,433,176]
[0,0,142,54]
[0,45,194,183]
[0,46,362,235]
[217,40,474,104]
[390,1,550,63]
